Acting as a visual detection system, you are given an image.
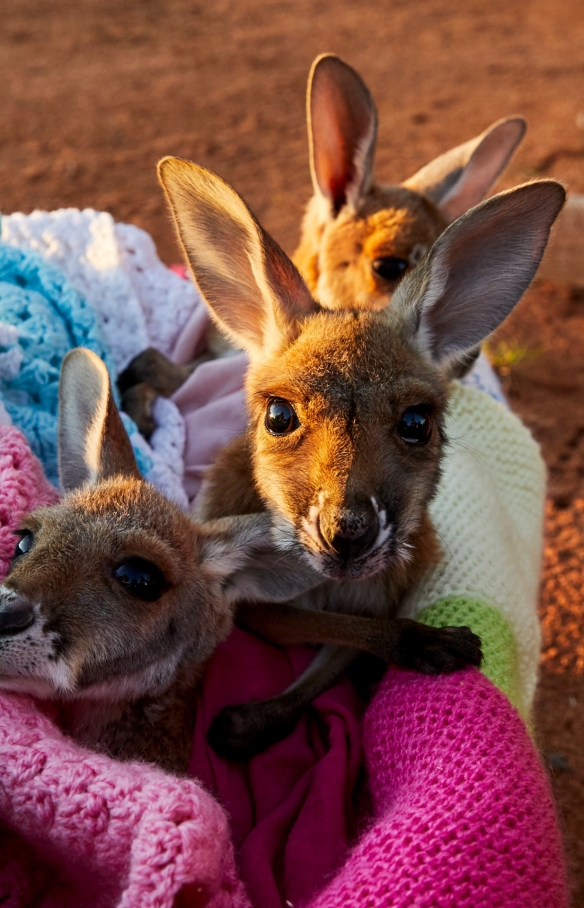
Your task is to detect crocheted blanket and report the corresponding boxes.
[0,209,193,505]
[0,210,568,908]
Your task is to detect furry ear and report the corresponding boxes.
[158,157,318,359]
[393,181,565,371]
[404,117,527,222]
[308,53,378,216]
[199,513,321,604]
[58,348,140,491]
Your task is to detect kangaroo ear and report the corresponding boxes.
[393,181,565,371]
[58,348,140,491]
[158,157,318,359]
[404,117,527,222]
[199,513,322,604]
[308,54,378,216]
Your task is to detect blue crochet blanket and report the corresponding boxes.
[0,242,151,486]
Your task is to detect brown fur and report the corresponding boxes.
[201,309,447,595]
[116,58,525,414]
[295,186,446,310]
[1,477,231,772]
[157,158,563,758]
[116,58,525,422]
[0,349,328,771]
[294,54,527,312]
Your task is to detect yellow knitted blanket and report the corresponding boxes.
[403,382,545,721]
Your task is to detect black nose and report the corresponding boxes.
[0,597,35,635]
[329,513,379,560]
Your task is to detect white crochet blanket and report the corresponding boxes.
[0,209,210,508]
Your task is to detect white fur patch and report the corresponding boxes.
[69,652,184,702]
[0,590,74,695]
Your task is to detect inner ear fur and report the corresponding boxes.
[308,53,378,215]
[58,348,140,492]
[393,180,566,369]
[403,117,527,222]
[158,157,318,358]
[199,513,322,604]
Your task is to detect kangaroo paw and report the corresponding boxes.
[399,624,482,675]
[207,701,301,760]
[118,347,205,396]
[120,383,158,440]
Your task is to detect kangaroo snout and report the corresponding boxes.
[0,590,34,635]
[305,496,385,573]
[325,504,379,560]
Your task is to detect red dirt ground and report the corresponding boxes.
[2,0,584,902]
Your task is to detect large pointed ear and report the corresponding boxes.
[58,348,140,492]
[308,53,378,216]
[393,181,565,372]
[199,513,322,604]
[158,157,318,359]
[403,117,527,222]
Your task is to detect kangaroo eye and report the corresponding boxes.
[372,257,409,282]
[114,558,167,602]
[13,531,34,559]
[398,407,433,445]
[265,398,299,436]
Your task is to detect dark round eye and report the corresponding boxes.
[372,257,409,282]
[114,558,167,602]
[397,407,433,445]
[13,531,33,559]
[265,398,299,436]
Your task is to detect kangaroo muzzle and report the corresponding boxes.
[325,510,379,560]
[0,591,35,635]
[318,497,380,560]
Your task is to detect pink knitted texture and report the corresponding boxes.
[0,426,59,575]
[0,425,569,908]
[0,693,249,908]
[310,668,568,908]
[0,426,249,908]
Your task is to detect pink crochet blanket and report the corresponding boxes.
[0,425,569,908]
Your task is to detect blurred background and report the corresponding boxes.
[2,0,584,900]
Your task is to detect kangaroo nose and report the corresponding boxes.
[0,596,35,635]
[329,512,379,560]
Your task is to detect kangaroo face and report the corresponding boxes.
[247,310,447,580]
[295,55,527,311]
[0,478,226,699]
[157,157,564,588]
[0,348,322,704]
[311,186,446,311]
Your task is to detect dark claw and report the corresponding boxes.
[121,383,158,440]
[207,701,301,760]
[118,347,203,397]
[400,624,482,675]
[118,348,175,395]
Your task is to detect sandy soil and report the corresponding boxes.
[2,0,584,901]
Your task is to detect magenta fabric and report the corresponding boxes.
[0,429,569,908]
[310,667,569,908]
[188,632,364,908]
